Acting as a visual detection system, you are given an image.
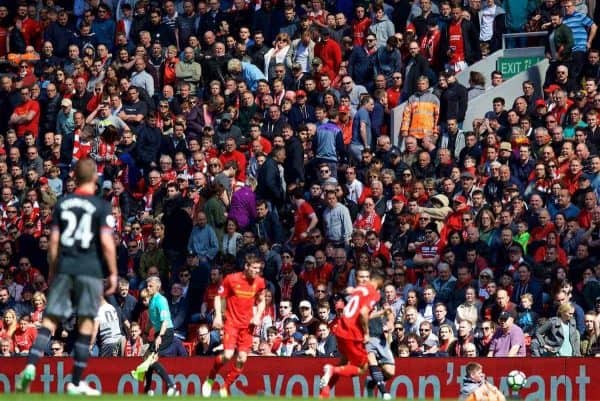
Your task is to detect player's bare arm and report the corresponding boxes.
[213,295,223,329]
[359,305,370,343]
[252,289,266,327]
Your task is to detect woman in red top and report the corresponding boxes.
[161,45,179,87]
[437,324,456,354]
[308,0,328,28]
[30,291,46,327]
[0,309,18,353]
[354,197,382,234]
[12,315,37,355]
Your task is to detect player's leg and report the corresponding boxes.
[66,276,104,395]
[220,327,252,397]
[17,274,73,392]
[144,329,178,396]
[366,337,395,398]
[202,327,238,397]
[66,317,100,395]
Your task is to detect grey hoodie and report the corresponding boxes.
[370,15,395,48]
[460,376,482,400]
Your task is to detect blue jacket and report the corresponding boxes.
[288,104,316,130]
[313,121,345,162]
[348,46,375,87]
[187,225,219,261]
[242,62,266,91]
[92,18,116,48]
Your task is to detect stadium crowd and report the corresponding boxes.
[0,0,600,361]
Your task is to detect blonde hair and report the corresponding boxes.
[32,291,47,305]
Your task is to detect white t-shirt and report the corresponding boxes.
[480,5,497,42]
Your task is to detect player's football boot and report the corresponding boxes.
[147,390,155,396]
[382,393,392,400]
[201,378,214,397]
[319,385,331,399]
[219,386,229,398]
[16,365,36,393]
[131,352,158,381]
[320,364,333,389]
[66,381,101,396]
[167,385,180,397]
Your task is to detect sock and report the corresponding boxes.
[72,334,92,386]
[145,365,156,393]
[208,354,224,379]
[152,362,173,387]
[368,365,387,394]
[224,366,243,388]
[333,365,360,377]
[366,377,376,390]
[27,326,52,366]
[328,373,340,389]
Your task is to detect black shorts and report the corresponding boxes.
[45,274,103,320]
[150,328,174,357]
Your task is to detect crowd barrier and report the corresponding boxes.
[0,357,598,400]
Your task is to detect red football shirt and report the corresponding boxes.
[333,284,380,340]
[219,272,266,329]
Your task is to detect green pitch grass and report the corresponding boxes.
[3,395,455,401]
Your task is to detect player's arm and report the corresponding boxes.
[47,226,60,284]
[252,289,266,326]
[90,318,100,351]
[100,225,118,295]
[155,319,169,348]
[359,305,370,343]
[213,294,224,329]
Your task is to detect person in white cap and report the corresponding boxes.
[56,97,76,137]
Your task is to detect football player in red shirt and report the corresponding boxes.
[202,255,266,397]
[319,267,384,398]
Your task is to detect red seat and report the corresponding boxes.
[183,342,193,356]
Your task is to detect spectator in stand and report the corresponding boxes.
[531,302,580,356]
[488,311,526,357]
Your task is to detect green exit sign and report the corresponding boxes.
[496,56,543,78]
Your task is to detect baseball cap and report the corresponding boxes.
[102,181,112,190]
[38,177,48,185]
[299,300,312,309]
[535,99,546,108]
[61,98,72,107]
[221,113,232,121]
[498,311,515,321]
[338,105,350,114]
[304,255,316,263]
[544,84,561,93]
[296,90,307,98]
[453,195,467,204]
[392,194,407,203]
[499,142,512,152]
[425,222,438,235]
[460,171,475,180]
[177,173,189,181]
